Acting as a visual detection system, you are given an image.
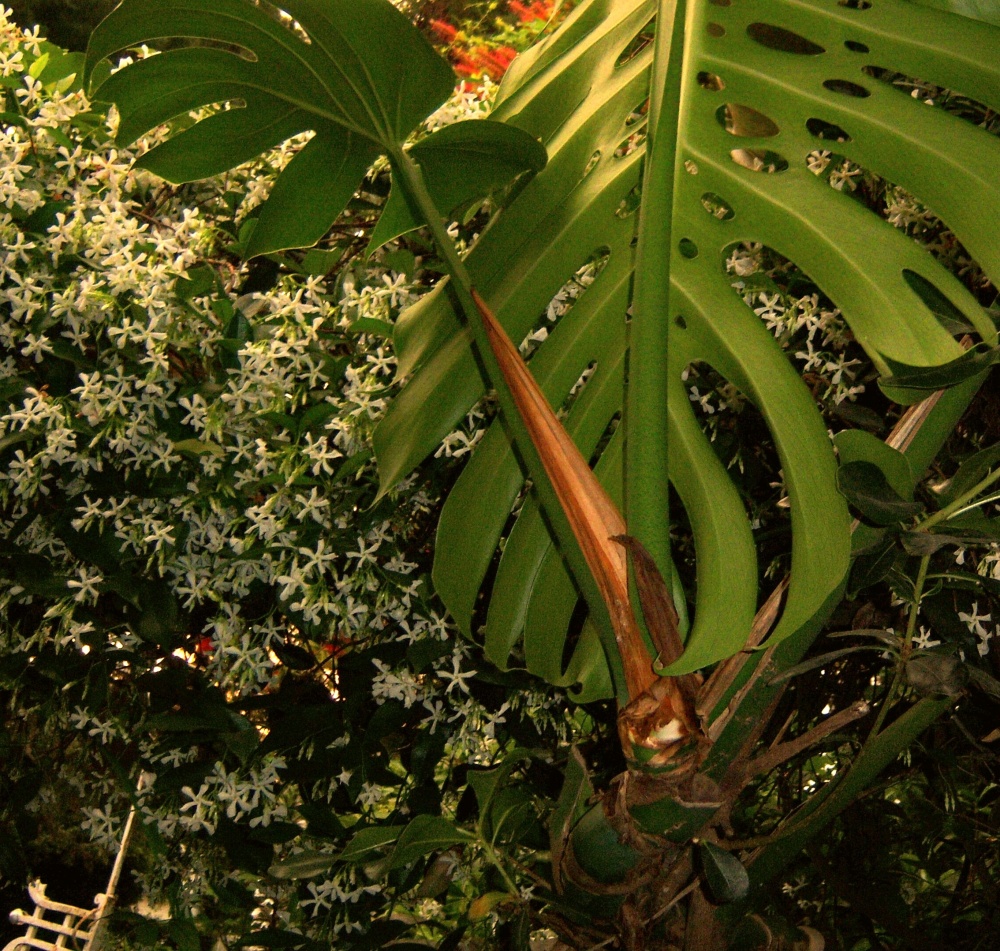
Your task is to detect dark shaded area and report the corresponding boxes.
[8,0,116,51]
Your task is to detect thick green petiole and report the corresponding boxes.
[625,0,687,598]
[389,144,638,705]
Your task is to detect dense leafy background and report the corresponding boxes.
[0,2,998,950]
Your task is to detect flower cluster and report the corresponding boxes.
[0,12,582,948]
[427,0,566,81]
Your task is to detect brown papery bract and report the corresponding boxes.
[470,288,700,762]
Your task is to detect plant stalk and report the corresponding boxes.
[624,0,687,586]
[389,145,640,705]
[916,465,1000,533]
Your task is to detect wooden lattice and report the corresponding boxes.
[4,788,140,951]
[4,882,107,951]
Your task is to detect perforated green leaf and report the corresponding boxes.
[85,0,454,256]
[373,0,999,691]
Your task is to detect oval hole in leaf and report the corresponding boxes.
[707,22,726,37]
[747,23,826,55]
[806,117,852,142]
[615,128,647,158]
[717,103,780,137]
[679,238,699,259]
[625,98,649,126]
[700,192,735,220]
[582,150,601,180]
[823,78,871,98]
[840,0,872,9]
[730,148,789,173]
[587,411,622,468]
[862,66,997,136]
[709,0,732,5]
[558,361,598,417]
[162,39,259,62]
[615,183,642,218]
[697,70,726,91]
[615,16,655,68]
[684,159,699,174]
[255,0,313,43]
[845,39,870,53]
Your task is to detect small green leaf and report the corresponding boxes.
[934,441,1000,506]
[368,120,548,253]
[901,531,974,555]
[250,821,301,845]
[175,264,217,301]
[468,891,513,922]
[298,247,343,276]
[173,438,225,457]
[905,652,966,698]
[236,929,315,949]
[770,645,890,685]
[337,825,404,864]
[836,461,925,526]
[134,580,181,648]
[699,840,749,904]
[834,430,915,501]
[880,343,1000,391]
[388,815,474,871]
[271,642,317,671]
[223,309,253,344]
[166,918,200,951]
[22,200,72,234]
[267,850,336,881]
[466,748,533,816]
[348,317,395,338]
[406,637,452,673]
[966,665,1000,702]
[827,628,901,646]
[848,534,900,596]
[145,712,219,733]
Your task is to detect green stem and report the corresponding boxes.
[388,145,631,703]
[903,554,931,655]
[480,837,520,895]
[943,487,1000,522]
[625,0,687,582]
[916,465,1000,533]
[859,552,930,741]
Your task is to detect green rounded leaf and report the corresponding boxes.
[368,120,548,253]
[388,815,474,871]
[699,840,750,904]
[267,850,336,881]
[837,461,926,526]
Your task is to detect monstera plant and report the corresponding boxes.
[86,0,1000,945]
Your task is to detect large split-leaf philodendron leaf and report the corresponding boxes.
[85,0,543,261]
[374,0,1000,693]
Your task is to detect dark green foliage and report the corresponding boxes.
[8,0,116,50]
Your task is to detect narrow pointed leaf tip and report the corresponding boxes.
[468,289,651,699]
[84,0,455,256]
[468,290,701,761]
